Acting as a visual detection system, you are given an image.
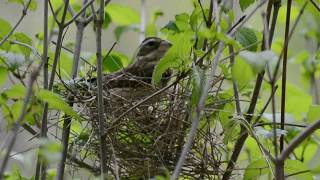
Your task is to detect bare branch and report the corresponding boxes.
[0,0,32,46]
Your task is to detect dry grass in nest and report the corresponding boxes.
[66,76,226,179]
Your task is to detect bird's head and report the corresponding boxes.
[136,37,172,63]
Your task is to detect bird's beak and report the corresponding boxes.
[159,40,172,51]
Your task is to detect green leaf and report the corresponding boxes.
[285,160,313,180]
[146,24,157,37]
[239,50,278,73]
[145,10,163,36]
[37,89,80,120]
[190,5,205,31]
[7,0,37,10]
[244,159,313,180]
[0,66,8,87]
[232,57,254,88]
[216,33,240,50]
[106,3,140,25]
[278,5,299,24]
[0,18,12,38]
[11,100,23,120]
[239,0,256,11]
[150,10,163,23]
[3,84,26,99]
[0,18,12,50]
[38,139,62,164]
[235,27,258,51]
[103,51,129,73]
[152,33,193,85]
[12,32,33,57]
[306,105,320,123]
[244,159,270,180]
[161,21,179,33]
[103,12,112,29]
[7,0,24,5]
[276,82,312,120]
[28,0,37,11]
[114,26,130,41]
[175,13,191,32]
[244,159,312,180]
[49,51,72,79]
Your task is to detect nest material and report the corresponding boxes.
[69,75,226,179]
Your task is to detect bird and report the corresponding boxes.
[72,37,173,117]
[85,37,172,90]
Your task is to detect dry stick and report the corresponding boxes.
[0,65,43,179]
[309,0,320,12]
[51,40,95,68]
[0,0,32,46]
[85,0,111,25]
[254,123,307,128]
[63,0,76,17]
[276,1,292,179]
[34,0,50,179]
[64,0,95,28]
[268,0,281,45]
[48,0,61,25]
[171,1,267,179]
[229,45,241,115]
[94,0,109,177]
[56,0,90,179]
[280,0,292,154]
[278,120,320,161]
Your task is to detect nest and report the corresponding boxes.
[67,74,226,179]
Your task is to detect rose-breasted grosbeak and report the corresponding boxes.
[104,37,172,88]
[83,37,172,89]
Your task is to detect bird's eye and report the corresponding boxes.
[146,41,156,47]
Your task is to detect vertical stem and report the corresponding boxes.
[35,0,49,179]
[280,0,292,153]
[95,0,109,177]
[56,1,87,179]
[229,45,241,115]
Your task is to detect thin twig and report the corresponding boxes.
[278,120,320,161]
[36,0,50,179]
[64,0,95,27]
[254,122,307,128]
[280,0,292,153]
[0,0,32,46]
[309,0,320,12]
[95,0,109,177]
